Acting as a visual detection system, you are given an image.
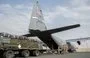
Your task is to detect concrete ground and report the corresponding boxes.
[16,52,90,58]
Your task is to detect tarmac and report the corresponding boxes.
[16,52,90,58]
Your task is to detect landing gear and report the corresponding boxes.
[3,50,15,58]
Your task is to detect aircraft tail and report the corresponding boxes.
[29,1,47,31]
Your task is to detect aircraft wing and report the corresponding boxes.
[43,24,80,34]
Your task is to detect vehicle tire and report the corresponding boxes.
[21,50,30,57]
[33,50,40,56]
[3,50,15,58]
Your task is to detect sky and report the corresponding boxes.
[0,0,90,43]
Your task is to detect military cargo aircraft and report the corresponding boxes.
[24,1,80,52]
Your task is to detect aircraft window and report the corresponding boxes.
[77,41,81,45]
